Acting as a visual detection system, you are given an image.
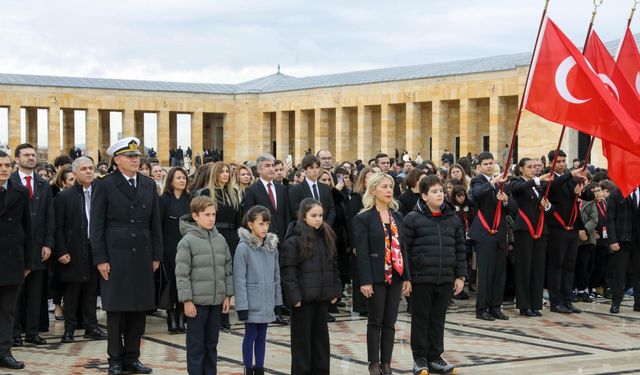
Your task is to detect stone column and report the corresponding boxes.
[62,109,75,155]
[8,105,21,149]
[294,109,305,164]
[356,105,371,161]
[459,98,475,157]
[315,108,329,153]
[489,96,502,157]
[334,107,347,162]
[191,111,203,158]
[86,108,99,162]
[276,111,290,160]
[47,107,61,161]
[158,110,170,166]
[431,100,445,162]
[134,111,145,151]
[122,109,135,138]
[169,112,177,150]
[405,102,419,157]
[380,102,394,154]
[25,108,38,147]
[99,111,111,161]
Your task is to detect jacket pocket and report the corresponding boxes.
[247,283,262,311]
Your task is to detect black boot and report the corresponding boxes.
[177,303,186,333]
[244,367,254,375]
[254,368,264,375]
[166,309,178,333]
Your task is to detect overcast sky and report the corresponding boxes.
[1,0,639,150]
[1,0,637,84]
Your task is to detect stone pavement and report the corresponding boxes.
[7,294,640,374]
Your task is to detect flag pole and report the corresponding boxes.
[543,0,603,196]
[629,0,639,27]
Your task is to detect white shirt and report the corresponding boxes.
[18,170,34,189]
[122,173,137,188]
[260,178,277,208]
[306,178,320,200]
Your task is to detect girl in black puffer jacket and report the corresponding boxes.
[280,198,342,375]
[403,175,467,375]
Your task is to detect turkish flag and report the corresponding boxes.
[616,28,640,95]
[584,30,640,197]
[524,17,640,157]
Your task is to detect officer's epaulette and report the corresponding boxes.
[97,172,115,179]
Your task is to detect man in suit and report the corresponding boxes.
[91,137,162,375]
[11,143,54,347]
[606,186,640,313]
[242,153,291,325]
[55,156,107,343]
[545,149,588,314]
[0,150,32,370]
[289,154,335,225]
[469,152,512,321]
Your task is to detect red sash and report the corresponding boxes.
[518,206,545,239]
[553,196,579,231]
[477,201,502,235]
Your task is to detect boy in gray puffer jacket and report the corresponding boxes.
[175,196,233,375]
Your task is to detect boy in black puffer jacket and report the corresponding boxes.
[404,175,467,375]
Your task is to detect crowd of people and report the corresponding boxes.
[0,137,638,375]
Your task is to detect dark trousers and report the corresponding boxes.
[609,242,640,305]
[589,245,609,290]
[410,283,451,361]
[13,269,45,336]
[0,285,20,356]
[63,268,99,332]
[546,228,579,306]
[351,254,367,313]
[290,301,330,375]
[186,304,221,375]
[106,311,146,365]
[366,281,402,364]
[475,235,507,312]
[575,244,595,291]
[243,323,268,369]
[514,232,547,310]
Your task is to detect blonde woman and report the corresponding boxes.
[354,172,411,375]
[234,164,254,201]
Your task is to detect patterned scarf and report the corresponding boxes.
[381,212,404,284]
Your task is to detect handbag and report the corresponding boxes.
[155,263,173,310]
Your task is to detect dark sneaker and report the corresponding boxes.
[413,357,429,375]
[428,357,457,374]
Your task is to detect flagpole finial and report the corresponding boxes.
[629,0,639,26]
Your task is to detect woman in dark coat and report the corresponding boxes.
[198,161,242,329]
[398,169,427,216]
[159,167,191,333]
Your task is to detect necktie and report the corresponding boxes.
[128,178,136,189]
[84,190,91,239]
[24,175,33,200]
[312,183,319,201]
[0,186,5,211]
[267,183,277,210]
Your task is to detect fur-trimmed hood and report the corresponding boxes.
[237,227,278,252]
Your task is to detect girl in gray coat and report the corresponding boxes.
[234,205,282,375]
[175,196,234,375]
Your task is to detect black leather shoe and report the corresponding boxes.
[61,331,75,343]
[564,303,582,313]
[0,353,25,369]
[108,361,123,375]
[25,334,47,345]
[533,310,543,317]
[610,303,621,314]
[634,305,640,312]
[327,313,336,322]
[273,315,289,325]
[12,336,23,347]
[520,309,536,317]
[550,304,572,314]
[281,305,292,316]
[490,309,509,320]
[123,360,152,374]
[84,328,107,340]
[476,311,495,321]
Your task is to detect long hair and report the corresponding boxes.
[234,164,254,197]
[207,162,240,209]
[54,165,73,189]
[162,167,189,196]
[296,198,336,261]
[190,164,211,192]
[361,172,399,212]
[515,157,532,177]
[448,163,469,191]
[354,166,375,195]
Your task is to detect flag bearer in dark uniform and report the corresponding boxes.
[91,137,162,375]
[0,150,32,370]
[469,152,514,321]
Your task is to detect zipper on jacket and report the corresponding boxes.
[209,230,217,299]
[437,223,442,284]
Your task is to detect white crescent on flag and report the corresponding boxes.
[555,56,590,104]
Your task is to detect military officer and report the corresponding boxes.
[91,137,162,375]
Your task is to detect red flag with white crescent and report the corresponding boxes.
[524,16,640,156]
[584,30,640,197]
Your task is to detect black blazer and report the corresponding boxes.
[288,178,336,225]
[469,175,514,245]
[607,188,640,245]
[91,171,163,312]
[242,179,291,244]
[0,180,33,286]
[509,177,549,236]
[10,171,54,271]
[54,183,94,283]
[354,208,410,286]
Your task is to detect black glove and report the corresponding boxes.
[237,310,248,321]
